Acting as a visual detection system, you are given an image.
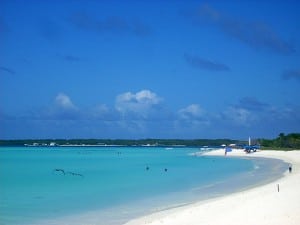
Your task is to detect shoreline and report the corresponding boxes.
[124,149,300,225]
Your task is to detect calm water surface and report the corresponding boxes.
[0,147,287,225]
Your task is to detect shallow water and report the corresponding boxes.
[0,147,287,225]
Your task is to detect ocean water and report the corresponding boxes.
[0,147,287,225]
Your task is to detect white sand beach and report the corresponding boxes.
[124,149,300,225]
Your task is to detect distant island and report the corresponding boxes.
[0,138,241,147]
[1,133,299,149]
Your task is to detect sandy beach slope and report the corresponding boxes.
[124,150,300,225]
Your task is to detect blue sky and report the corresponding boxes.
[1,0,300,140]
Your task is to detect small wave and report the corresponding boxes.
[254,165,260,170]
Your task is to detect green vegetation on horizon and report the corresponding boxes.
[258,133,300,149]
[0,138,241,147]
[1,133,300,149]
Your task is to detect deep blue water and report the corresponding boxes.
[0,147,287,225]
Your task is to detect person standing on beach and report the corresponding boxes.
[289,164,292,173]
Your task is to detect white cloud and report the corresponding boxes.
[55,93,77,110]
[178,104,205,120]
[40,93,81,120]
[93,104,110,115]
[3,89,300,139]
[175,104,210,131]
[115,90,163,118]
[91,104,119,120]
[222,106,254,126]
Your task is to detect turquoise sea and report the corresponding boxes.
[0,147,287,225]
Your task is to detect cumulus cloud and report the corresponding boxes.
[184,53,230,71]
[93,104,110,115]
[221,106,254,126]
[218,97,272,126]
[115,90,163,118]
[213,96,299,138]
[2,91,300,139]
[178,104,205,119]
[91,104,119,121]
[282,69,300,82]
[192,4,295,54]
[68,11,151,37]
[176,104,210,129]
[55,93,77,110]
[41,93,81,120]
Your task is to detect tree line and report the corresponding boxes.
[258,133,300,149]
[0,133,299,149]
[0,138,240,147]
